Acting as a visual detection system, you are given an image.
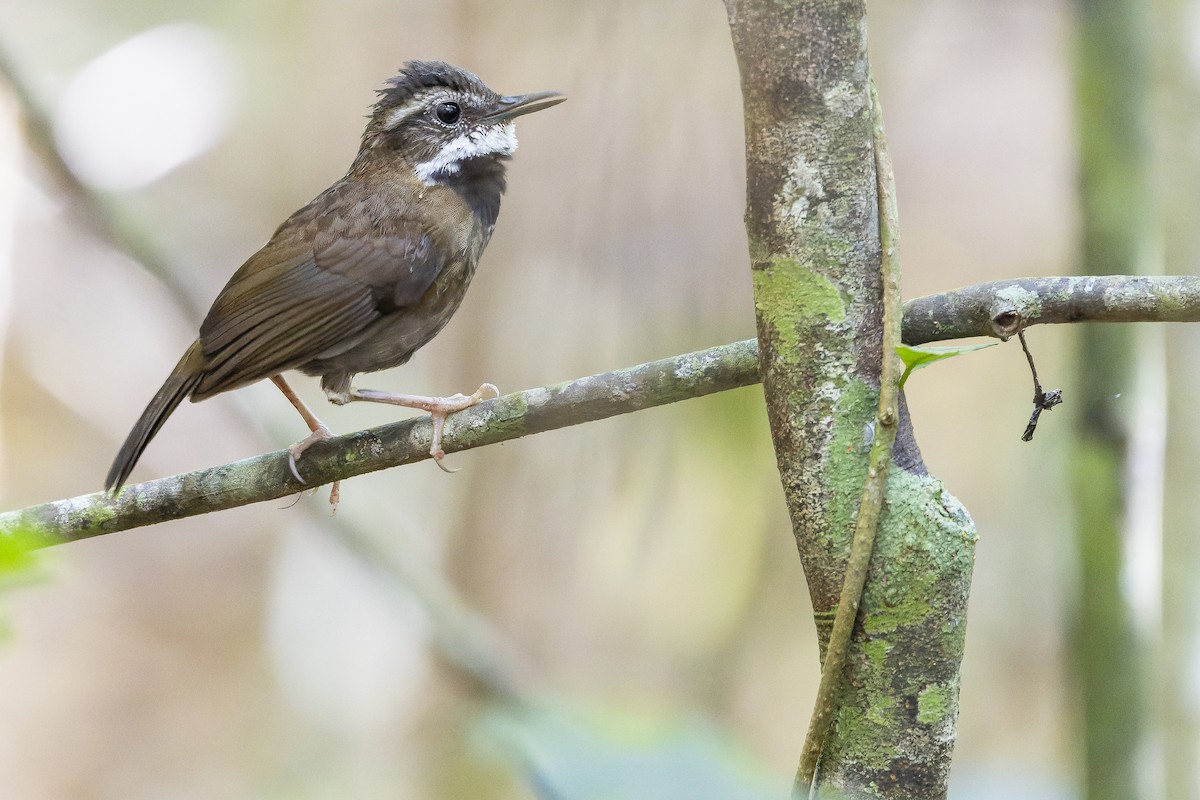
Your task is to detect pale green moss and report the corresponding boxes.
[862,638,891,672]
[831,705,894,772]
[994,284,1042,318]
[863,572,936,635]
[453,393,530,448]
[72,503,117,532]
[752,257,846,355]
[917,684,950,725]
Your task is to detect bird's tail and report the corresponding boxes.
[106,341,206,494]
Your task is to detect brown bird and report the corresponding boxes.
[106,61,564,501]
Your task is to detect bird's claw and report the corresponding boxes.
[287,449,307,484]
[286,429,330,485]
[283,423,340,509]
[432,448,460,473]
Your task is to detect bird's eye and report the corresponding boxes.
[434,101,461,125]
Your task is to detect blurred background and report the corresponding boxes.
[0,0,1194,797]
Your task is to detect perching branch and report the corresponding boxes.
[1,341,760,543]
[1,274,1198,543]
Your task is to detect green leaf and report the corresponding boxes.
[0,527,55,645]
[896,342,997,389]
[0,528,53,587]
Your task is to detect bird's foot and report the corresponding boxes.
[427,383,499,472]
[271,375,341,511]
[286,424,340,511]
[349,383,499,471]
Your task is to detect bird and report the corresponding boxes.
[105,60,565,503]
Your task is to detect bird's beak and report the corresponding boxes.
[483,91,566,122]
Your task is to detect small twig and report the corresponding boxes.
[1019,329,1043,393]
[1018,330,1063,441]
[794,79,903,796]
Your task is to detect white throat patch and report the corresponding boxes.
[413,123,518,185]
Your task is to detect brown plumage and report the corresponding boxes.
[106,61,564,495]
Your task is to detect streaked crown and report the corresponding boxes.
[362,61,564,185]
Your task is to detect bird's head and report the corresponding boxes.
[363,61,564,185]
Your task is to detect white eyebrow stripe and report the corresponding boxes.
[383,97,428,130]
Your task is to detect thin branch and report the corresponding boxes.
[0,341,761,542]
[796,79,904,795]
[902,274,1200,342]
[1,274,1198,543]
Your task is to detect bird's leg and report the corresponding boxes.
[271,375,340,508]
[344,383,499,472]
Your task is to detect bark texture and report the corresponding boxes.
[723,2,976,795]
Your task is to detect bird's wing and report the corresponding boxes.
[194,220,443,397]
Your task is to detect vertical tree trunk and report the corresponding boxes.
[1071,2,1149,797]
[722,2,977,796]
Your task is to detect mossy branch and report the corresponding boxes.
[902,274,1200,341]
[1,342,761,543]
[795,79,903,795]
[1,274,1196,544]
